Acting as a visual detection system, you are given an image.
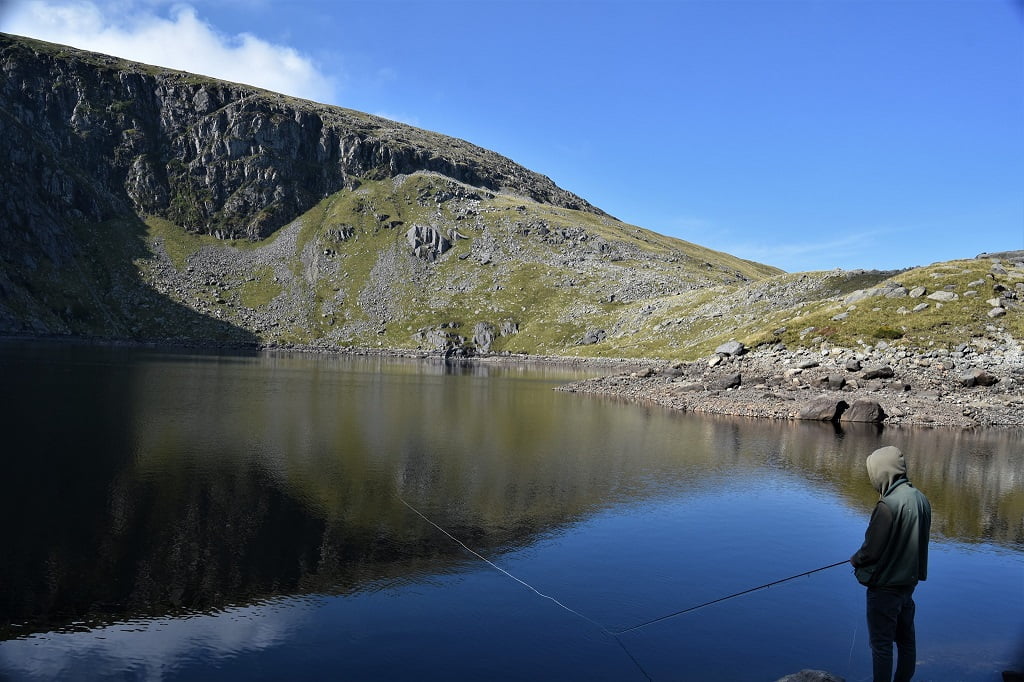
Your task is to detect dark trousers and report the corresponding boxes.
[866,585,917,682]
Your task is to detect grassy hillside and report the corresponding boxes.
[4,168,1018,361]
[128,171,796,358]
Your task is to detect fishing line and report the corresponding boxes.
[398,495,847,680]
[398,496,654,680]
[848,622,858,669]
[397,496,607,632]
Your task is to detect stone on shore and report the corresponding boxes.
[840,399,886,423]
[714,372,742,389]
[555,334,1024,429]
[862,366,894,380]
[826,374,847,390]
[797,397,849,421]
[960,368,999,387]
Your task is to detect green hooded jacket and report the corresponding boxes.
[851,446,931,588]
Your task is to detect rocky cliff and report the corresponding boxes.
[0,32,600,243]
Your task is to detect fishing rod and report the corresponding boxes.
[612,559,850,635]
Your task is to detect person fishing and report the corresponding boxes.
[850,445,932,682]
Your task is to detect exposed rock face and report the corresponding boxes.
[0,32,602,245]
[473,322,495,352]
[406,224,452,261]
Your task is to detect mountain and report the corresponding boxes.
[1,33,1020,359]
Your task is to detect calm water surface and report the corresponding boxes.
[0,341,1021,681]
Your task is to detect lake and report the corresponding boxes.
[0,341,1021,681]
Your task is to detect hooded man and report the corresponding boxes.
[850,445,931,682]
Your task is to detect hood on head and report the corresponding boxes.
[865,445,907,495]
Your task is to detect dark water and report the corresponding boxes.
[0,341,1021,681]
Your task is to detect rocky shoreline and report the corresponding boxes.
[554,336,1024,429]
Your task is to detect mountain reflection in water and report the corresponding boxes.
[0,342,1021,681]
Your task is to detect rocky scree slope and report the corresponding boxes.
[560,251,1024,428]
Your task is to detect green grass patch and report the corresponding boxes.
[238,267,282,308]
[144,216,270,269]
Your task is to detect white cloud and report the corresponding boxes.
[1,0,338,103]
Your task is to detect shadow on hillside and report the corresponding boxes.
[0,212,260,350]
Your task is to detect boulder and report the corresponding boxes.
[580,329,606,345]
[959,368,999,387]
[841,399,887,423]
[826,374,847,390]
[714,373,742,390]
[843,289,873,304]
[715,340,746,356]
[797,397,849,421]
[862,366,895,380]
[845,357,862,372]
[676,383,705,392]
[927,290,959,302]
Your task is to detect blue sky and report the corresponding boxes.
[2,0,1022,273]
